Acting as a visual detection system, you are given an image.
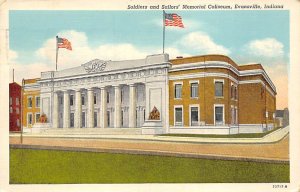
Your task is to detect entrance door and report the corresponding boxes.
[107,111,110,127]
[82,112,86,128]
[70,113,74,128]
[94,112,97,128]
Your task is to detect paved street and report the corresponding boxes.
[10,134,289,161]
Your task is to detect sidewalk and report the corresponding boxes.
[10,126,289,144]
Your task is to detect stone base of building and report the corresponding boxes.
[168,124,275,135]
[141,120,164,135]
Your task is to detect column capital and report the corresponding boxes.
[100,86,106,90]
[87,87,94,91]
[129,83,136,87]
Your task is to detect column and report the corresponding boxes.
[100,87,107,128]
[87,88,94,128]
[129,84,136,128]
[52,91,59,128]
[74,89,82,128]
[63,90,70,128]
[114,85,121,128]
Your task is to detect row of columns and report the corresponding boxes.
[52,84,137,128]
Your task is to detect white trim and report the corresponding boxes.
[173,81,183,85]
[174,105,183,127]
[214,79,224,83]
[189,104,200,126]
[189,80,199,84]
[214,104,225,126]
[169,72,239,84]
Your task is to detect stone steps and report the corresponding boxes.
[41,128,142,135]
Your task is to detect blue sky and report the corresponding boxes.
[10,10,289,64]
[9,10,289,108]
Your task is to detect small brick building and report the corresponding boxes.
[9,82,22,132]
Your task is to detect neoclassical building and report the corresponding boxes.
[29,53,276,135]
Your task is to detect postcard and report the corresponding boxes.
[0,0,300,192]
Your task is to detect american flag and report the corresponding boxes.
[57,36,72,50]
[164,13,184,28]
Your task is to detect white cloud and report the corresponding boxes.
[180,32,230,55]
[245,38,284,58]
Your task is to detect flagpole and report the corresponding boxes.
[163,10,166,54]
[55,36,59,71]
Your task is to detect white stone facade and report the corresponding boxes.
[38,54,170,134]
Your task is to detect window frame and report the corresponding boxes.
[35,113,41,123]
[27,96,33,108]
[214,104,225,125]
[189,104,200,126]
[174,105,183,126]
[214,79,224,98]
[174,82,183,99]
[35,96,40,108]
[190,80,199,99]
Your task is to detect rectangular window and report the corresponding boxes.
[16,98,19,105]
[70,95,74,106]
[10,107,12,113]
[121,90,123,103]
[234,86,236,100]
[36,96,40,108]
[190,83,198,98]
[28,97,33,107]
[9,97,12,105]
[215,81,224,97]
[231,85,234,99]
[107,111,110,127]
[175,107,183,126]
[28,113,33,125]
[81,95,85,105]
[17,119,20,127]
[94,94,97,105]
[107,92,110,103]
[231,107,235,124]
[60,97,63,105]
[215,106,224,125]
[190,107,199,126]
[36,113,40,123]
[16,108,19,114]
[175,84,182,98]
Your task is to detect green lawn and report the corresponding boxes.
[10,148,289,184]
[159,127,283,138]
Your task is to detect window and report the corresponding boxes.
[9,97,12,105]
[215,105,224,125]
[215,81,223,97]
[190,83,198,98]
[231,85,234,99]
[175,107,183,126]
[60,97,63,105]
[16,98,19,105]
[70,113,74,127]
[190,106,199,126]
[234,87,238,100]
[17,119,20,127]
[175,84,182,98]
[81,95,85,105]
[28,97,33,107]
[16,108,19,114]
[36,113,40,123]
[10,107,12,113]
[70,95,74,106]
[94,94,97,105]
[121,90,123,103]
[28,113,33,125]
[35,96,40,108]
[107,92,110,103]
[94,112,97,127]
[231,107,235,124]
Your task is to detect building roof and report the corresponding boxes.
[41,54,170,79]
